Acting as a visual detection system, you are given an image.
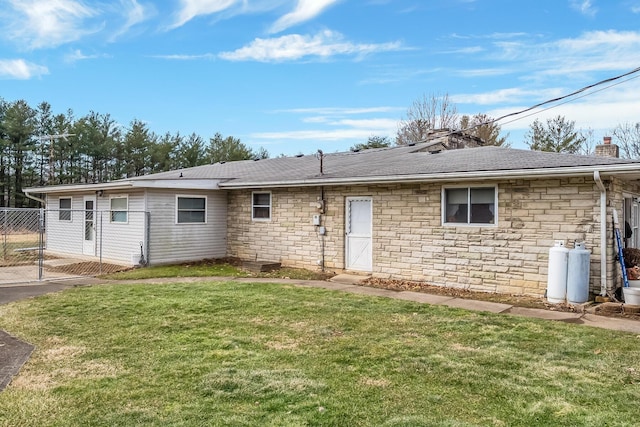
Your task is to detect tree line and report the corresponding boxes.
[3,95,639,208]
[0,99,268,207]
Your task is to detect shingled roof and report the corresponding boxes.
[132,144,640,187]
[26,144,640,193]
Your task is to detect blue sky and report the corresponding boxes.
[1,0,639,156]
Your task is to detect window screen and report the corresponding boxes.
[59,198,71,221]
[252,192,271,220]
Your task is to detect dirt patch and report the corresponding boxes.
[361,277,640,321]
[46,262,132,276]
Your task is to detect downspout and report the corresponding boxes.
[594,171,608,296]
[24,191,46,206]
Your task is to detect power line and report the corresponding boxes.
[458,65,640,134]
[499,72,640,127]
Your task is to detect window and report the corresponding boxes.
[59,197,71,221]
[252,192,271,220]
[177,196,206,224]
[110,196,128,223]
[444,187,496,225]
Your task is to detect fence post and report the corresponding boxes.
[2,208,6,260]
[99,211,103,275]
[38,208,44,281]
[145,212,151,266]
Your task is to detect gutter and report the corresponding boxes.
[594,171,608,296]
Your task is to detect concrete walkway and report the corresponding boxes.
[2,273,640,391]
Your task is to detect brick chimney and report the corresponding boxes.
[595,136,619,158]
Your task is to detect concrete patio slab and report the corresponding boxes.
[329,274,371,285]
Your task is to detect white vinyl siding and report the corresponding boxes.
[45,192,146,265]
[100,192,145,264]
[148,190,227,265]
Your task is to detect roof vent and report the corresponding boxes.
[351,148,360,152]
[408,143,416,147]
[429,149,441,154]
[219,161,226,164]
[295,154,304,158]
[253,158,260,161]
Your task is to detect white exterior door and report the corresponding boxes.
[345,197,372,271]
[83,196,96,256]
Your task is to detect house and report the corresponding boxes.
[24,138,640,298]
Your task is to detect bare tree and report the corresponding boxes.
[577,127,596,155]
[613,122,640,159]
[396,93,459,145]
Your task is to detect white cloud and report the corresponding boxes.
[454,68,512,78]
[251,128,390,142]
[109,0,155,41]
[249,106,399,150]
[152,53,217,60]
[279,106,401,115]
[0,59,49,79]
[3,0,99,49]
[483,30,640,79]
[219,30,404,62]
[484,79,640,134]
[169,0,237,30]
[452,88,564,105]
[570,0,597,16]
[64,49,110,62]
[269,0,340,34]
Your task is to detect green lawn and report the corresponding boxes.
[1,281,639,426]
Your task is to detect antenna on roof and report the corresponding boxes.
[316,149,324,175]
[39,133,76,183]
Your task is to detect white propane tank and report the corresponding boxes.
[566,242,591,304]
[547,241,569,304]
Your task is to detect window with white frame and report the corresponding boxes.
[59,197,72,221]
[110,196,128,223]
[177,196,206,224]
[444,187,496,225]
[252,192,271,220]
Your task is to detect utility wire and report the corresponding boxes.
[499,72,640,127]
[456,65,640,135]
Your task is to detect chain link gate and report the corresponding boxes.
[1,208,44,283]
[1,208,149,285]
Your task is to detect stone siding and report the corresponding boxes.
[227,177,614,297]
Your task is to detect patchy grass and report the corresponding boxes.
[102,259,332,281]
[0,234,40,266]
[1,281,639,426]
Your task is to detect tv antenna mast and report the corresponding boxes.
[39,133,76,183]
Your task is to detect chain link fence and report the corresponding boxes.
[1,208,149,285]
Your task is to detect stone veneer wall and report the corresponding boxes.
[227,177,616,297]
